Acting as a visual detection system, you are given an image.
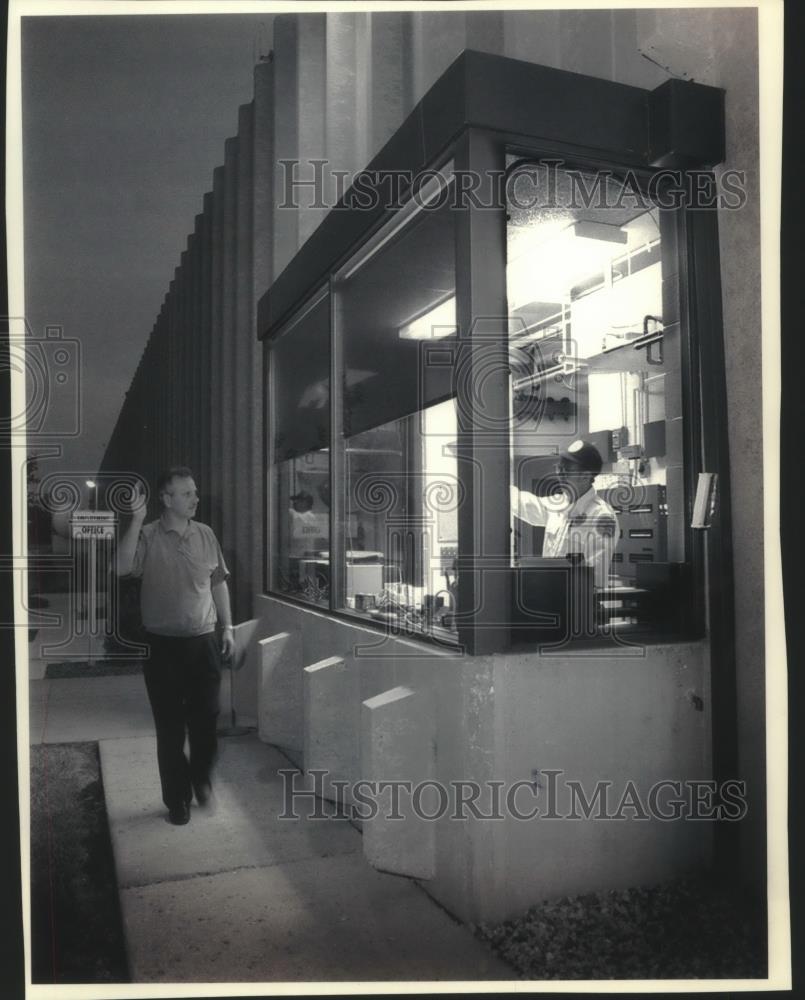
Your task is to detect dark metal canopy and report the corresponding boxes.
[257,48,725,338]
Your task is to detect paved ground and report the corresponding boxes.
[27,672,514,984]
[29,674,153,744]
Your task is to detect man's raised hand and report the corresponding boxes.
[129,481,148,523]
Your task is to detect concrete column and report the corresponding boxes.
[258,630,303,763]
[252,59,274,296]
[185,248,195,466]
[181,241,191,470]
[163,284,172,476]
[234,103,255,621]
[148,314,155,478]
[191,218,204,482]
[154,307,167,478]
[171,272,179,467]
[465,11,504,55]
[179,250,190,465]
[361,685,436,880]
[252,59,274,597]
[558,9,616,80]
[635,7,719,88]
[297,14,327,245]
[225,617,260,727]
[609,9,644,87]
[186,237,196,472]
[368,12,408,159]
[461,656,502,922]
[502,10,561,67]
[326,13,368,188]
[209,167,225,540]
[303,655,360,802]
[272,15,299,279]
[169,273,180,468]
[199,193,213,514]
[409,11,468,103]
[221,138,238,580]
[188,232,201,476]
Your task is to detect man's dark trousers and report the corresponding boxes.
[143,631,222,810]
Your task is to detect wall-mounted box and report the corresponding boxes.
[648,79,726,169]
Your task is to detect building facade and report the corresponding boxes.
[101,8,765,924]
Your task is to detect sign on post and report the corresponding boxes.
[71,510,116,538]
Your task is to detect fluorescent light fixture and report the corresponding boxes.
[508,220,628,310]
[399,297,457,340]
[571,220,629,245]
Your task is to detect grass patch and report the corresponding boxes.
[474,874,767,980]
[30,742,129,983]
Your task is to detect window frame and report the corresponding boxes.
[263,121,728,655]
[502,149,708,642]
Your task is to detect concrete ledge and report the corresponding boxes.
[226,618,260,727]
[258,631,303,761]
[303,655,360,803]
[361,685,436,880]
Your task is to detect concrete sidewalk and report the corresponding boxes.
[29,674,154,744]
[30,674,513,984]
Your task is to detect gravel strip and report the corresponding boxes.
[473,875,767,980]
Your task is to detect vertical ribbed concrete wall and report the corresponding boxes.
[221,137,238,609]
[252,60,274,595]
[209,166,224,542]
[100,11,762,891]
[234,103,255,619]
[100,11,516,615]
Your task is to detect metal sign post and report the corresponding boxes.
[71,511,116,666]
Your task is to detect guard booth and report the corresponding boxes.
[251,52,737,924]
[253,51,735,921]
[259,52,730,657]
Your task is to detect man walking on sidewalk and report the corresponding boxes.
[116,466,235,825]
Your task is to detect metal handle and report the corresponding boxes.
[691,472,718,529]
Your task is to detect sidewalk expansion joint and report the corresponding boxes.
[120,847,363,891]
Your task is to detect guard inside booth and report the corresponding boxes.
[511,438,619,589]
[506,164,680,640]
[286,488,329,596]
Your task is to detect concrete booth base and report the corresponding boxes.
[232,593,712,926]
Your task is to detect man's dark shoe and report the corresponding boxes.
[194,781,217,813]
[168,802,191,825]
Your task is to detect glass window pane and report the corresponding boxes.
[507,160,680,634]
[271,453,330,606]
[269,291,330,606]
[335,186,459,639]
[341,400,459,637]
[339,197,458,438]
[273,293,330,462]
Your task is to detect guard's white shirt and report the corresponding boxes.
[288,508,328,557]
[511,484,619,588]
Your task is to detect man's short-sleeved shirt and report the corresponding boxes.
[511,484,619,588]
[130,518,229,636]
